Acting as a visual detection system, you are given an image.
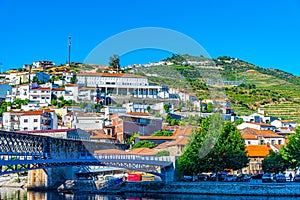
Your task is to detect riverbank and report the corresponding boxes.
[0,176,27,188]
[98,181,300,196]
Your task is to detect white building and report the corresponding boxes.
[65,84,78,102]
[77,73,161,98]
[6,84,30,102]
[32,61,55,68]
[271,120,297,128]
[2,109,58,131]
[241,128,285,146]
[237,122,276,132]
[28,87,51,105]
[66,112,105,130]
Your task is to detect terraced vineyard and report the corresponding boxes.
[232,69,300,121]
[132,57,300,121]
[262,102,300,121]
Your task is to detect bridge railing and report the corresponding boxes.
[92,154,171,162]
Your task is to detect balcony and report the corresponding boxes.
[41,120,51,126]
[10,117,20,123]
[41,112,51,118]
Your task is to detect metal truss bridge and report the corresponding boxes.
[0,131,173,177]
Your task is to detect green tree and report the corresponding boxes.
[70,73,77,84]
[127,133,139,145]
[262,151,287,174]
[234,118,244,126]
[146,106,151,113]
[163,104,170,113]
[156,150,170,157]
[206,121,248,174]
[152,130,173,136]
[32,76,38,83]
[109,54,120,69]
[58,96,64,101]
[177,127,206,176]
[177,114,248,178]
[132,140,158,149]
[281,128,300,169]
[207,102,213,113]
[51,99,57,106]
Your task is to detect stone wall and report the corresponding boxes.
[111,182,300,196]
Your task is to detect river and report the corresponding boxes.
[0,188,300,200]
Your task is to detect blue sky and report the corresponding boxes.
[0,0,299,75]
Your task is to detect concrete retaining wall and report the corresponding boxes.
[110,182,300,196]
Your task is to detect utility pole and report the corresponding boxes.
[68,36,71,66]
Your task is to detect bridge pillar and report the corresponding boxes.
[161,165,175,182]
[27,167,75,189]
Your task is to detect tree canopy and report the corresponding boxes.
[280,128,300,169]
[262,151,287,174]
[132,140,158,149]
[109,54,120,69]
[152,130,173,136]
[177,114,248,176]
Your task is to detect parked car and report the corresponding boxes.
[262,173,273,183]
[251,174,263,180]
[223,174,238,182]
[198,174,209,181]
[211,173,227,182]
[275,174,286,183]
[237,174,251,182]
[294,174,300,182]
[183,175,193,182]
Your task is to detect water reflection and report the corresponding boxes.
[0,188,299,200]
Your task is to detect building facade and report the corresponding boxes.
[77,73,161,98]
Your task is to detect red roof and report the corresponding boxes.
[65,84,78,87]
[52,88,65,91]
[127,112,151,116]
[31,87,51,90]
[246,145,272,157]
[78,72,144,78]
[21,109,54,116]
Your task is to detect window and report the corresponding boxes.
[24,119,28,123]
[260,140,264,145]
[34,127,38,130]
[34,119,38,122]
[271,140,275,145]
[248,141,251,145]
[278,140,282,145]
[24,127,28,131]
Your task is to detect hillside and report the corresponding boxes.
[132,55,300,121]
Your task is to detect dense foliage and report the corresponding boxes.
[132,140,158,149]
[152,130,173,136]
[177,114,248,176]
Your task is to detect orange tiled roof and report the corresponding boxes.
[52,88,65,91]
[65,84,78,87]
[242,133,258,140]
[279,120,295,123]
[155,137,189,149]
[241,128,283,138]
[127,112,151,116]
[138,136,176,140]
[31,87,51,90]
[94,149,129,155]
[129,148,157,155]
[246,145,272,157]
[22,109,54,116]
[78,72,144,78]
